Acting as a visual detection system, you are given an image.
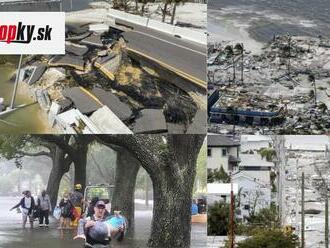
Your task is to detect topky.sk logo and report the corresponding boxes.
[0,22,53,44]
[0,12,65,55]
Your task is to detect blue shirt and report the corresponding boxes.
[191,203,198,215]
[106,216,126,228]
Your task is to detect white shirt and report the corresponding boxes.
[24,197,31,209]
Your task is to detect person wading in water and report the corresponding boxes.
[10,190,36,229]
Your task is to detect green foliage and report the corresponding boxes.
[236,229,299,248]
[208,201,231,235]
[207,167,230,183]
[246,204,280,230]
[0,135,29,167]
[86,187,111,201]
[0,135,26,159]
[258,148,276,162]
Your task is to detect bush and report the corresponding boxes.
[207,167,230,183]
[236,229,299,248]
[208,201,231,235]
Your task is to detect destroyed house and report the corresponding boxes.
[209,106,285,126]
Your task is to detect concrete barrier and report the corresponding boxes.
[109,9,148,27]
[147,19,175,35]
[107,9,206,45]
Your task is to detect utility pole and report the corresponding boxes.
[229,180,235,248]
[301,172,305,248]
[326,194,329,248]
[287,34,291,77]
[232,55,236,84]
[274,135,286,225]
[313,78,317,106]
[241,43,244,84]
[10,54,23,109]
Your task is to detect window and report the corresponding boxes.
[222,148,227,156]
[207,148,212,156]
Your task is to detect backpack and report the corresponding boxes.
[61,200,72,217]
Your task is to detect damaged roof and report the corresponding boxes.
[208,135,240,147]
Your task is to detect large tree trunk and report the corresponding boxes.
[66,135,93,191]
[46,146,71,210]
[147,135,205,248]
[149,176,194,247]
[72,143,88,191]
[111,149,140,230]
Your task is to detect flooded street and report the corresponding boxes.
[0,197,206,248]
[0,65,51,133]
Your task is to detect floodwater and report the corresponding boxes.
[0,197,206,248]
[208,0,330,44]
[0,64,51,133]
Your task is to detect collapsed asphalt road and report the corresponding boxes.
[120,21,207,87]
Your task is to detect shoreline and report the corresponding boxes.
[207,10,264,54]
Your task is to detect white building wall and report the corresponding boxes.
[233,176,271,220]
[207,146,238,172]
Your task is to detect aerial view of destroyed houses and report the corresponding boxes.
[0,0,206,134]
[208,0,330,135]
[207,135,330,248]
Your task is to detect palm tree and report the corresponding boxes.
[161,0,171,22]
[282,34,292,77]
[234,43,244,84]
[140,0,155,16]
[308,73,317,105]
[225,45,236,84]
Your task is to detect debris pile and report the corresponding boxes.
[208,35,330,134]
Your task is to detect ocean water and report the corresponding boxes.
[208,0,330,42]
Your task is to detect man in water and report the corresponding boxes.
[70,184,84,227]
[37,190,52,227]
[191,199,199,215]
[10,190,36,229]
[74,202,127,244]
[74,200,111,246]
